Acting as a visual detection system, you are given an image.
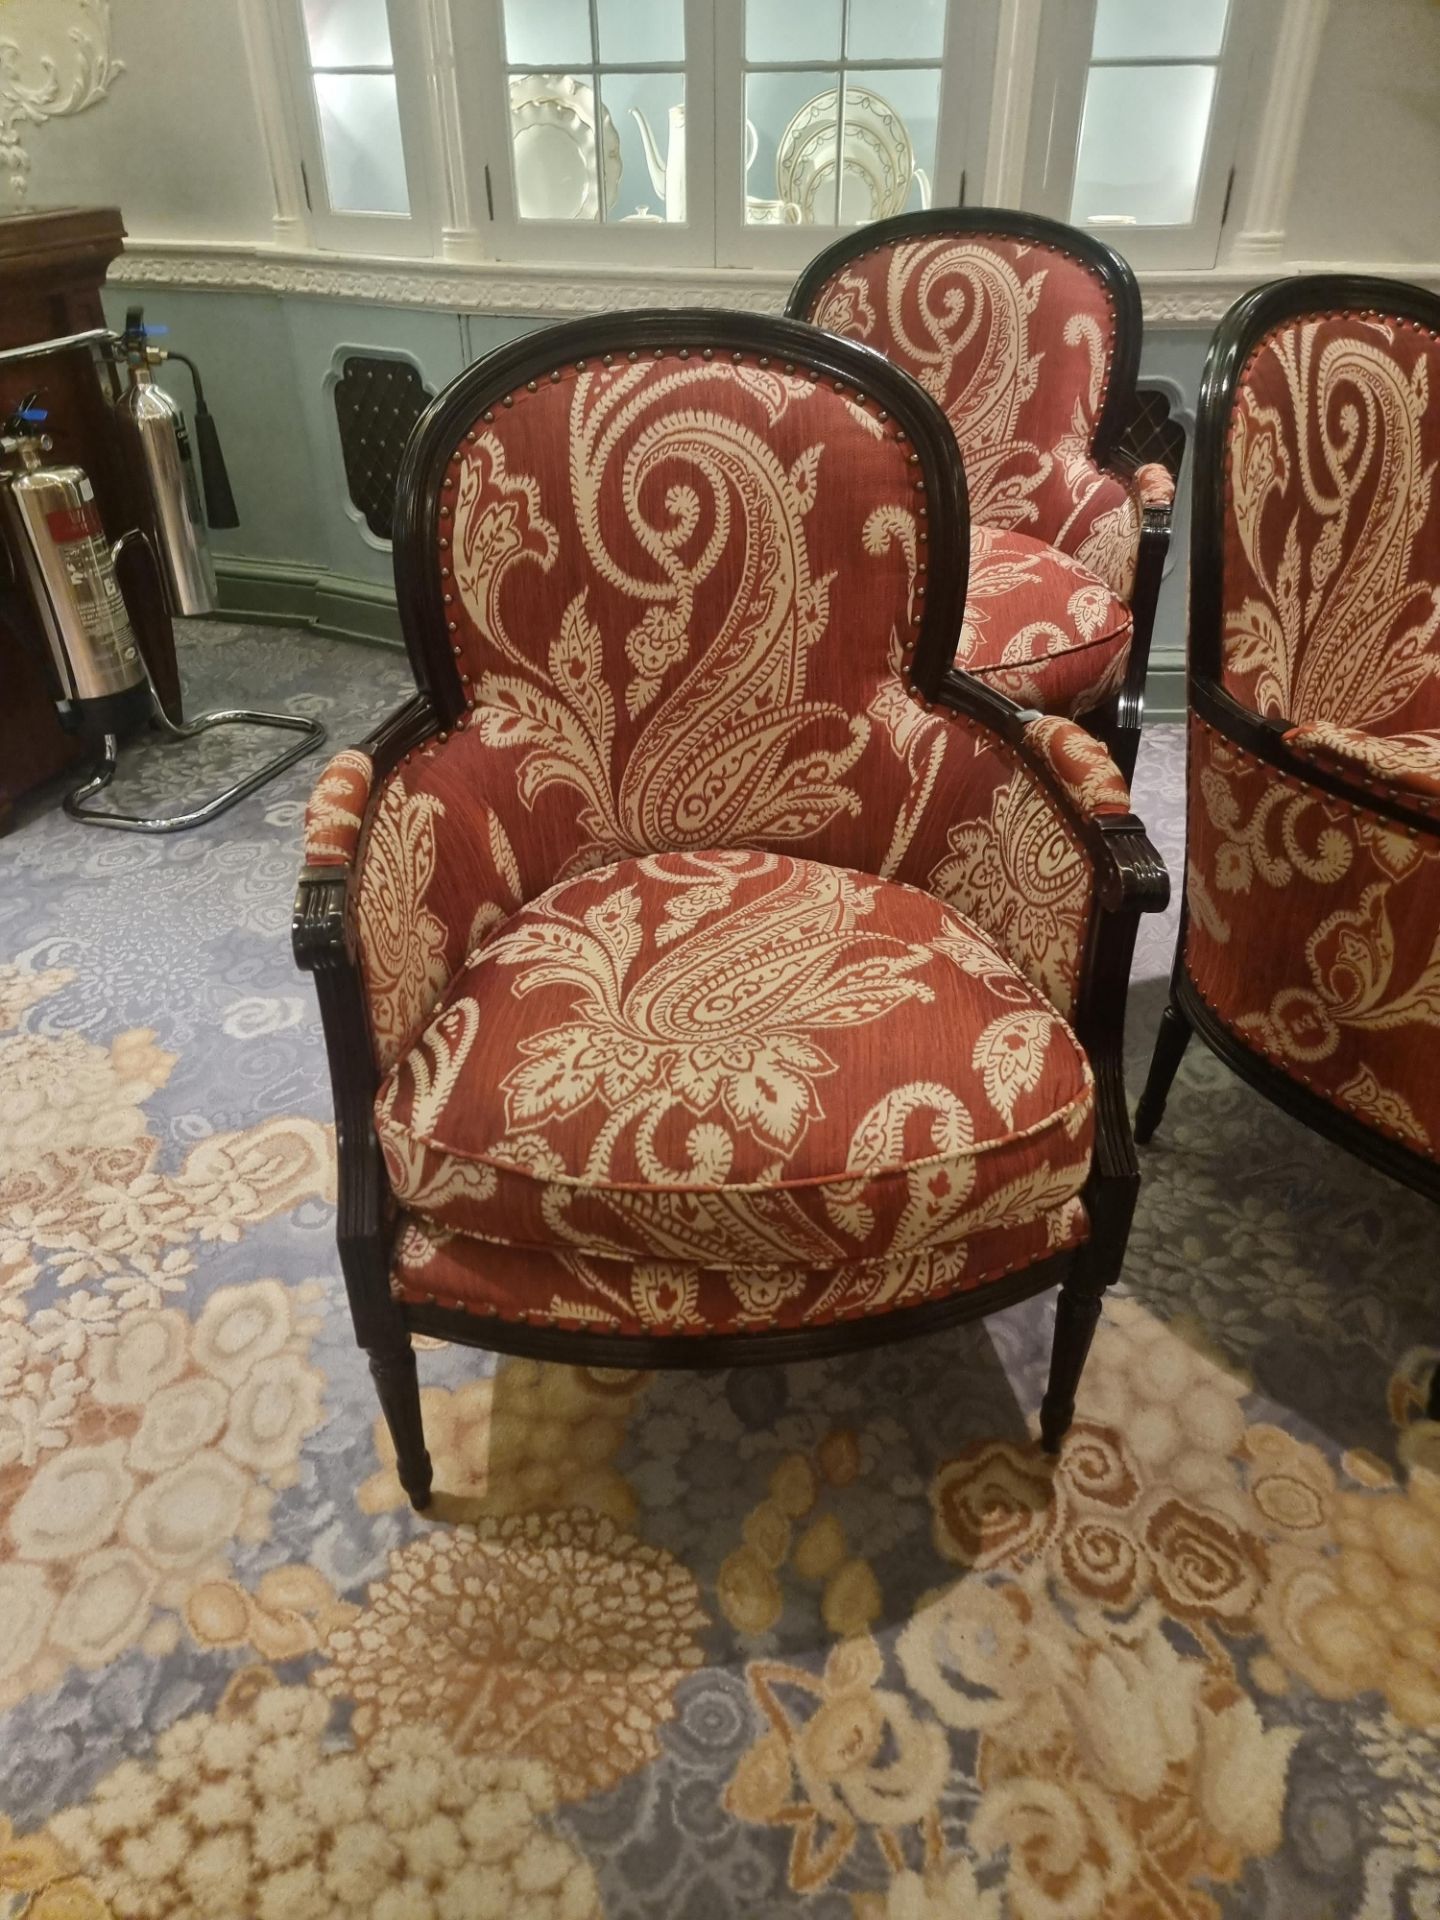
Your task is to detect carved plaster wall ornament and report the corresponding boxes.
[0,0,124,204]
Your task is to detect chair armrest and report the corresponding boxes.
[1131,461,1176,514]
[1194,679,1440,836]
[937,669,1170,919]
[302,749,375,869]
[933,670,1167,1203]
[1284,719,1440,809]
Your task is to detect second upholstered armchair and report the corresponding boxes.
[294,311,1168,1509]
[1135,273,1440,1416]
[789,207,1176,780]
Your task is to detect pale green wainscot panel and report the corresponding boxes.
[101,285,326,572]
[1133,327,1209,722]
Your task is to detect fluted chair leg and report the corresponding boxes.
[1135,1000,1193,1144]
[367,1327,433,1510]
[1040,1279,1105,1453]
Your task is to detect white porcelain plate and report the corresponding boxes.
[509,73,623,221]
[776,85,915,225]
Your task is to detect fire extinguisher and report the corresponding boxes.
[0,399,153,738]
[114,306,239,618]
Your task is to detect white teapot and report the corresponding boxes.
[630,111,765,225]
[630,103,687,223]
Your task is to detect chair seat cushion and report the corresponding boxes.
[390,1198,1090,1336]
[960,527,1133,719]
[376,849,1094,1272]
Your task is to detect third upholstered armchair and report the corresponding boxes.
[1136,274,1440,1418]
[789,207,1176,781]
[294,311,1168,1508]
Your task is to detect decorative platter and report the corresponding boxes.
[775,85,915,225]
[509,73,623,221]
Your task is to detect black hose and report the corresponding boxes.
[168,352,240,530]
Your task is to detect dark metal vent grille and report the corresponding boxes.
[1119,385,1187,483]
[333,355,433,542]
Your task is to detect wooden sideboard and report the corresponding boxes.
[0,206,181,830]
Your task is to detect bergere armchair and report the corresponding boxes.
[1135,275,1440,1418]
[294,312,1168,1510]
[788,208,1176,780]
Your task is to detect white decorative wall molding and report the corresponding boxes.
[106,238,1440,330]
[0,0,123,204]
[1228,0,1331,266]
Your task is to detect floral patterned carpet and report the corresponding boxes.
[2,621,1437,1920]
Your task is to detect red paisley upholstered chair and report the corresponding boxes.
[1135,276,1440,1419]
[294,313,1168,1510]
[788,208,1176,781]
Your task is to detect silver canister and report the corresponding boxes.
[0,443,146,707]
[115,362,218,616]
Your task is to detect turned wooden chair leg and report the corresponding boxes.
[1040,1278,1105,1453]
[367,1326,433,1510]
[1135,1000,1193,1144]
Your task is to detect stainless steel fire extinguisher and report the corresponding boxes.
[115,307,238,618]
[0,403,153,736]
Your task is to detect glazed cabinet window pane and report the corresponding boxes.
[1091,0,1230,62]
[502,0,687,223]
[1071,0,1232,232]
[302,0,393,67]
[741,0,948,227]
[1071,62,1216,228]
[314,72,410,215]
[303,0,410,218]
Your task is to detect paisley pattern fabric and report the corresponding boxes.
[302,748,372,866]
[1222,313,1440,732]
[1182,717,1440,1158]
[375,850,1094,1271]
[1135,459,1177,511]
[1023,713,1134,818]
[960,526,1132,718]
[1285,719,1440,806]
[802,233,1144,598]
[389,1199,1089,1334]
[341,357,1129,1076]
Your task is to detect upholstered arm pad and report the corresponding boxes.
[892,675,1164,1020]
[1284,719,1440,808]
[1132,461,1176,513]
[296,706,534,1077]
[1021,714,1134,818]
[302,749,374,867]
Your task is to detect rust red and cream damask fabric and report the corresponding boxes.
[1285,719,1440,807]
[1222,313,1440,733]
[1182,717,1440,1160]
[343,358,1127,1075]
[302,749,373,867]
[389,1199,1089,1335]
[805,233,1144,597]
[375,849,1095,1273]
[959,526,1133,718]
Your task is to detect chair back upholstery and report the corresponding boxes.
[390,312,967,892]
[1195,276,1440,731]
[789,209,1144,595]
